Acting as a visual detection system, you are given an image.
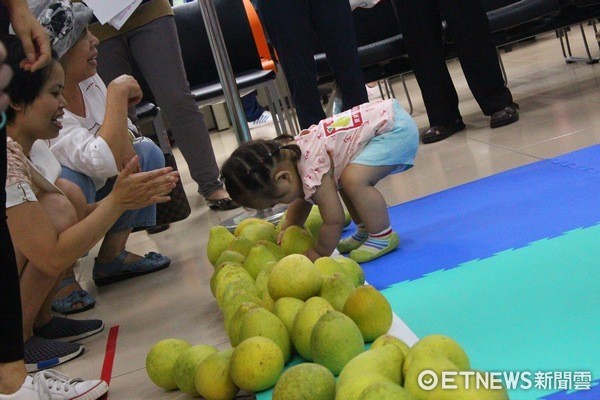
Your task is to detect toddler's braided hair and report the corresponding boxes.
[221,135,301,206]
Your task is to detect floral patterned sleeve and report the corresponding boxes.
[6,137,37,208]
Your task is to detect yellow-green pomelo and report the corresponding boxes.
[358,381,416,400]
[238,307,292,362]
[216,276,258,307]
[335,373,394,400]
[226,236,255,257]
[280,225,314,255]
[371,334,411,359]
[310,310,365,375]
[261,289,275,312]
[234,217,273,237]
[427,371,509,400]
[404,354,460,400]
[212,264,254,296]
[273,297,305,335]
[314,257,347,277]
[343,285,392,342]
[220,288,262,322]
[291,296,334,361]
[343,209,352,227]
[272,362,336,400]
[337,345,404,387]
[331,256,365,287]
[226,301,261,346]
[146,338,192,390]
[268,254,322,301]
[173,344,218,396]
[207,226,236,266]
[230,337,284,392]
[210,263,245,296]
[304,206,324,240]
[254,261,276,297]
[256,240,285,260]
[240,222,277,244]
[319,272,355,311]
[244,244,280,279]
[214,250,246,270]
[275,211,286,235]
[195,348,239,400]
[403,334,470,376]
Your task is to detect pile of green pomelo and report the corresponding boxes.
[146,207,509,399]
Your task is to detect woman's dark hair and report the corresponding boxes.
[2,35,59,123]
[221,134,301,205]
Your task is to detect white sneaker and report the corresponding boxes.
[248,111,273,129]
[0,370,108,400]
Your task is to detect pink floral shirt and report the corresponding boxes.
[295,99,395,200]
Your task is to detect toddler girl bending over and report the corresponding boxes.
[221,99,418,263]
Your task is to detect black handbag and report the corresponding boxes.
[134,103,191,227]
[155,152,191,226]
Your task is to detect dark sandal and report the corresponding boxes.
[207,197,240,211]
[421,120,466,144]
[51,276,96,315]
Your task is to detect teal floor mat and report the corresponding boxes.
[383,224,600,399]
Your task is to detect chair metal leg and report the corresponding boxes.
[399,74,414,115]
[558,22,599,64]
[263,85,282,137]
[497,48,508,86]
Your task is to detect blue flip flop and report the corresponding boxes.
[92,250,171,286]
[51,276,96,315]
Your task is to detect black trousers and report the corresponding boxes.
[394,0,513,126]
[1,126,24,363]
[255,0,368,129]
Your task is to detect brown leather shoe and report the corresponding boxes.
[421,120,466,144]
[490,105,519,128]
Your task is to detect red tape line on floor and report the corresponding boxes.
[100,325,119,397]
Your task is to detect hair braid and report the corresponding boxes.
[221,135,301,205]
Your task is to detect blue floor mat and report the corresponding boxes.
[362,145,600,289]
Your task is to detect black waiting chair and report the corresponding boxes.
[172,0,292,135]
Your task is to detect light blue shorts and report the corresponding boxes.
[351,99,419,173]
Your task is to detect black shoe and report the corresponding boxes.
[421,119,466,144]
[33,316,104,342]
[490,105,519,128]
[24,336,85,372]
[146,224,170,234]
[207,197,240,211]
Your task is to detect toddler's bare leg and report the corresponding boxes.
[339,164,400,262]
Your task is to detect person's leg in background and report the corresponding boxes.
[394,0,464,136]
[95,17,238,208]
[436,0,516,125]
[310,0,367,112]
[255,0,327,128]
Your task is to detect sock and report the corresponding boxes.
[349,227,399,263]
[362,227,393,250]
[337,223,368,253]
